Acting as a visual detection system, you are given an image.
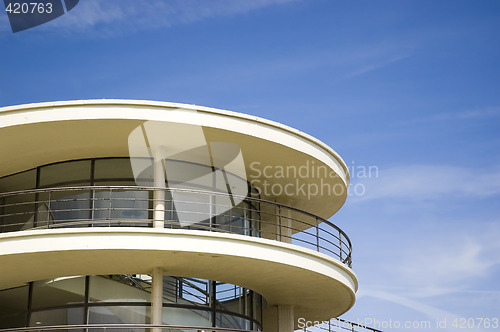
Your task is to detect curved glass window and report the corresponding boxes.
[0,158,260,234]
[0,275,264,331]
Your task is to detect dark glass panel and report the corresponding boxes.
[165,159,213,190]
[39,160,91,188]
[94,158,136,183]
[89,276,150,303]
[216,283,245,315]
[0,285,28,328]
[92,189,150,226]
[31,277,85,309]
[88,306,150,324]
[170,192,211,229]
[217,311,251,330]
[0,169,36,192]
[29,307,85,326]
[175,278,210,307]
[1,193,36,232]
[162,307,211,327]
[45,190,91,226]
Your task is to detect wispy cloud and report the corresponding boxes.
[48,0,301,32]
[353,224,500,331]
[403,106,500,125]
[354,164,500,202]
[358,289,461,328]
[343,54,409,80]
[397,233,500,291]
[359,219,500,295]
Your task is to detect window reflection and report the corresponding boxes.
[0,275,263,331]
[0,157,261,238]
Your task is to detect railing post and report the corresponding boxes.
[278,205,282,241]
[339,230,343,261]
[47,190,51,228]
[108,187,112,226]
[89,187,95,225]
[316,218,320,252]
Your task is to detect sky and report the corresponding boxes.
[1,1,499,331]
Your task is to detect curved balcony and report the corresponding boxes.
[0,324,252,332]
[0,186,352,267]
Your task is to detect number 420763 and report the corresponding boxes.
[5,2,53,14]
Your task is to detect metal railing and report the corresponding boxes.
[0,186,352,267]
[0,319,382,332]
[0,324,252,332]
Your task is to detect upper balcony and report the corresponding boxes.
[0,185,352,267]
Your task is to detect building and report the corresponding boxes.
[0,100,357,332]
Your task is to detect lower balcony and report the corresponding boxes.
[0,186,357,328]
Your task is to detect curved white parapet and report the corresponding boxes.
[0,228,357,321]
[0,99,348,182]
[0,100,349,219]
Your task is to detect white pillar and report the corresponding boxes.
[154,147,166,228]
[151,267,164,328]
[278,305,294,332]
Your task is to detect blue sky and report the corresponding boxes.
[1,1,499,331]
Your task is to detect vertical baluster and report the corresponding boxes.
[108,187,112,226]
[47,190,51,229]
[339,229,343,261]
[278,205,282,241]
[316,218,320,253]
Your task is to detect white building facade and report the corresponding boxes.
[0,100,357,332]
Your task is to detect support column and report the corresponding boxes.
[278,305,294,332]
[154,147,166,228]
[151,267,164,328]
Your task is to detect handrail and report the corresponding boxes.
[0,319,383,332]
[0,324,252,332]
[0,185,352,267]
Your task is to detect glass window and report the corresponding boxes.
[39,160,91,188]
[0,285,28,328]
[45,190,91,226]
[217,312,251,330]
[0,169,36,192]
[171,191,211,228]
[216,283,245,314]
[0,274,264,330]
[175,278,210,307]
[88,306,150,324]
[30,308,85,326]
[253,291,263,324]
[94,158,136,184]
[92,189,150,225]
[165,160,213,190]
[89,276,150,303]
[214,169,248,197]
[127,157,154,187]
[32,277,86,309]
[162,307,211,327]
[1,193,36,232]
